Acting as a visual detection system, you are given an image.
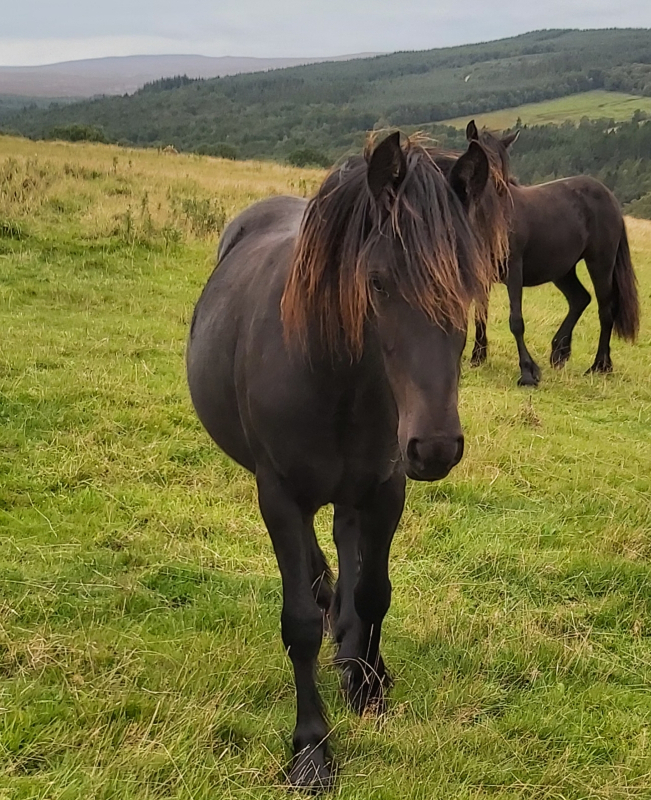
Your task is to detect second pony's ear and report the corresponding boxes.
[466,119,479,141]
[501,129,521,149]
[449,140,489,208]
[367,131,407,201]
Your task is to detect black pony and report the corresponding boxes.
[187,133,505,790]
[467,120,640,386]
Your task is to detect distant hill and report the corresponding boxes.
[4,28,651,162]
[0,53,381,98]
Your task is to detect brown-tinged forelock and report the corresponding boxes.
[429,143,511,286]
[471,130,516,283]
[281,138,497,358]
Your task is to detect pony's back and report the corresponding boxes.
[217,195,307,262]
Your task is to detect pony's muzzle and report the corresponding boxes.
[405,434,464,481]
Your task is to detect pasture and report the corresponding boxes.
[441,90,651,131]
[1,135,651,799]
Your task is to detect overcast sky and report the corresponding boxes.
[2,0,650,66]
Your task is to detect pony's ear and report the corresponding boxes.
[501,129,520,149]
[449,140,489,208]
[367,131,406,200]
[466,119,479,141]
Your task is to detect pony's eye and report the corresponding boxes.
[371,276,386,294]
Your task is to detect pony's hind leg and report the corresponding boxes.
[550,267,591,368]
[584,254,616,374]
[332,472,405,714]
[507,260,541,386]
[256,469,331,791]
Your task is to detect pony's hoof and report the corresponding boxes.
[289,747,332,793]
[586,361,613,375]
[518,361,541,386]
[339,658,391,715]
[550,347,571,368]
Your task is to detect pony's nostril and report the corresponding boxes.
[406,438,421,465]
[407,434,464,477]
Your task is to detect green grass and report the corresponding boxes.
[1,136,651,799]
[442,90,651,131]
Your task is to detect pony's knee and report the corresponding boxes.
[355,576,391,623]
[509,315,525,338]
[281,608,323,661]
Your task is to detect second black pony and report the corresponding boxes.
[467,120,640,386]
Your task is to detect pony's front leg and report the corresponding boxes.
[256,469,331,791]
[333,472,405,713]
[507,261,541,386]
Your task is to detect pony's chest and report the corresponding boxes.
[267,382,399,508]
[273,423,399,511]
[331,388,399,499]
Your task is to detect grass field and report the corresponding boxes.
[441,90,651,131]
[1,135,651,800]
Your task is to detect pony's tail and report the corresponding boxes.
[612,223,640,342]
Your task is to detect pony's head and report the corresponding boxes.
[465,119,519,189]
[282,131,494,480]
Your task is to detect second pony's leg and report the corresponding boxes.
[306,516,333,618]
[331,505,360,652]
[256,469,331,791]
[470,297,489,367]
[550,266,592,367]
[584,254,616,374]
[507,259,541,386]
[332,471,405,714]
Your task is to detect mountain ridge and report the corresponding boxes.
[0,52,382,98]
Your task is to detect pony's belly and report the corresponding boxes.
[522,250,583,286]
[187,338,256,474]
[194,400,255,474]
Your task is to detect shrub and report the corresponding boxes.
[624,192,651,220]
[49,124,109,143]
[287,148,331,169]
[0,219,25,239]
[169,194,227,237]
[195,143,238,160]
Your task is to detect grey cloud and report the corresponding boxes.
[2,0,650,60]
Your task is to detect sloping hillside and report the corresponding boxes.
[4,29,651,160]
